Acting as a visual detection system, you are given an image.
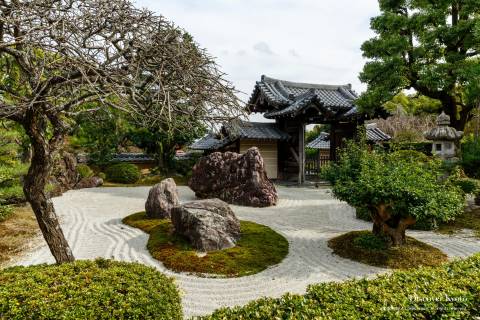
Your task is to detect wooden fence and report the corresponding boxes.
[305,155,330,176]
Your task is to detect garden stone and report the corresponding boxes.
[171,198,240,252]
[74,176,104,189]
[145,178,179,219]
[189,147,278,207]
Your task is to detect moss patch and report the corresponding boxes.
[437,208,480,238]
[123,212,289,277]
[0,205,39,267]
[328,231,447,270]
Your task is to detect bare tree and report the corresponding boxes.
[0,0,242,263]
[373,110,437,143]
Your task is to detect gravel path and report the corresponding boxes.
[14,186,480,318]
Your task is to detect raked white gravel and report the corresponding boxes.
[13,186,480,318]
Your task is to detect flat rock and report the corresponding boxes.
[188,147,278,207]
[145,178,180,219]
[171,198,241,252]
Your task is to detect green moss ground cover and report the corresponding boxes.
[123,212,288,277]
[328,231,448,270]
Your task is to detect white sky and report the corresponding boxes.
[135,0,381,122]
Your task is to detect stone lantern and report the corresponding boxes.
[424,112,463,160]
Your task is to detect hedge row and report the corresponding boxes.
[203,254,480,319]
[105,163,141,184]
[0,259,182,320]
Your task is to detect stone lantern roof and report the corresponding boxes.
[424,112,463,141]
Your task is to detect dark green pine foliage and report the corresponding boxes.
[358,0,480,131]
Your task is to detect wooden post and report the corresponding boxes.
[298,122,305,185]
[329,123,337,161]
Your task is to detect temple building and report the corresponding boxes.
[191,75,370,183]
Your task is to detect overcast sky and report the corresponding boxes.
[135,0,381,121]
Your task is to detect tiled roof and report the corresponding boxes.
[248,75,359,120]
[307,125,391,150]
[111,153,155,162]
[225,121,290,140]
[365,124,391,142]
[306,132,330,149]
[189,122,290,151]
[189,133,231,150]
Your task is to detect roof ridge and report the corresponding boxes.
[261,75,352,91]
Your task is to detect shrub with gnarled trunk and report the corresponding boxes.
[324,143,464,246]
[0,0,242,263]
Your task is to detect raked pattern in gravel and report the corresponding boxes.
[14,186,480,318]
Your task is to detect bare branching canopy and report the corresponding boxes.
[0,0,243,263]
[0,0,242,131]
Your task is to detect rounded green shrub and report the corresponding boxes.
[203,254,480,319]
[453,178,479,195]
[329,142,464,245]
[76,164,94,179]
[355,206,371,221]
[105,163,140,184]
[0,259,182,320]
[390,150,430,163]
[461,136,480,178]
[98,172,106,180]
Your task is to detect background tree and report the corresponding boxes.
[0,121,28,199]
[0,0,242,263]
[374,92,438,142]
[70,107,134,164]
[71,109,205,170]
[305,124,330,143]
[127,119,206,171]
[358,0,480,131]
[383,92,442,116]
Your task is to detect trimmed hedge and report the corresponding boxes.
[453,178,479,195]
[105,163,141,184]
[385,141,433,156]
[0,259,182,320]
[204,254,480,319]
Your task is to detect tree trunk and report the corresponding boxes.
[444,102,473,132]
[22,112,75,264]
[371,204,416,247]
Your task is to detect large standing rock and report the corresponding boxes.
[171,199,240,251]
[145,178,179,219]
[74,176,104,189]
[188,147,278,207]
